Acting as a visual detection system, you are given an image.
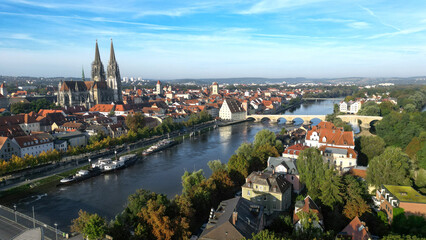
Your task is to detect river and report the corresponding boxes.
[1,99,342,231]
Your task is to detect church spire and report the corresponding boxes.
[82,66,85,81]
[109,39,116,65]
[91,40,106,82]
[94,40,101,64]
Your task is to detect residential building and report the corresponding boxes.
[242,171,292,214]
[199,197,264,240]
[282,143,309,159]
[305,121,354,149]
[219,99,246,121]
[55,131,88,148]
[337,216,372,240]
[14,134,54,158]
[293,196,324,231]
[340,100,362,114]
[0,137,20,160]
[266,157,304,193]
[319,145,357,172]
[376,185,426,221]
[54,139,68,152]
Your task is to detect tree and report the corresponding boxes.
[297,148,326,199]
[367,147,412,187]
[207,159,227,173]
[253,129,278,148]
[248,230,290,240]
[379,101,397,116]
[83,214,107,240]
[343,196,371,219]
[125,112,145,132]
[181,170,205,195]
[295,209,322,239]
[358,101,381,116]
[319,168,343,209]
[360,136,386,162]
[71,210,106,240]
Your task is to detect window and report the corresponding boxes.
[247,190,250,196]
[263,196,267,201]
[291,176,294,181]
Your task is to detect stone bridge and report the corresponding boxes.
[247,114,382,128]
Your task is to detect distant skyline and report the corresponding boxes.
[1,0,426,79]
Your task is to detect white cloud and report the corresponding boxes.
[359,5,400,31]
[239,0,326,14]
[367,26,426,39]
[347,22,369,29]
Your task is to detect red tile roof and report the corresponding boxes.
[339,216,371,240]
[306,121,354,147]
[90,104,115,113]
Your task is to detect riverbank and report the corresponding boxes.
[0,121,215,200]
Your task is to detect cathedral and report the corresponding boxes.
[57,40,123,108]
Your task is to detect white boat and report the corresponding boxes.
[91,158,112,170]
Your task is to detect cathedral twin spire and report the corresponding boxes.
[91,39,119,82]
[90,39,122,102]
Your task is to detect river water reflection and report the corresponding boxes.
[2,99,343,230]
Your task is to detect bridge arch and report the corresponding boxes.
[261,117,271,123]
[277,117,287,124]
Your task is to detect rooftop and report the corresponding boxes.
[384,185,426,204]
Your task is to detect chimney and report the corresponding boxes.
[232,211,238,225]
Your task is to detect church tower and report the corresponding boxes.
[91,40,106,82]
[211,82,218,95]
[107,39,122,102]
[156,80,163,95]
[0,82,7,97]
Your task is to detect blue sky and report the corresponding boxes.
[1,0,426,79]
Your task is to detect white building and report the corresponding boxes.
[339,101,362,114]
[319,146,357,173]
[219,99,247,121]
[14,134,54,158]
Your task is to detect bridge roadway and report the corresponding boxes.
[247,114,382,128]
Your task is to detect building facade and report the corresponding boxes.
[376,185,426,222]
[219,99,247,121]
[242,171,292,214]
[57,40,122,108]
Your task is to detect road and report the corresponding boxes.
[0,216,27,240]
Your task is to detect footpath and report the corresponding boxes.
[0,120,218,193]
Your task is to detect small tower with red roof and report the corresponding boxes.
[0,82,7,97]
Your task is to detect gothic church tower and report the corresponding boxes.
[107,39,122,102]
[91,40,106,82]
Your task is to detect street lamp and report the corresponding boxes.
[13,204,17,222]
[88,158,91,168]
[114,150,117,160]
[54,223,58,240]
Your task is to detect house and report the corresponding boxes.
[337,216,372,240]
[282,143,310,159]
[86,125,109,137]
[54,131,88,148]
[293,196,323,231]
[242,171,292,214]
[376,185,426,222]
[0,114,40,134]
[305,121,354,149]
[0,137,20,160]
[60,122,85,132]
[219,99,246,121]
[13,133,54,158]
[107,123,126,138]
[340,100,362,114]
[90,104,115,116]
[54,139,68,152]
[266,157,304,194]
[199,197,264,240]
[319,146,357,173]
